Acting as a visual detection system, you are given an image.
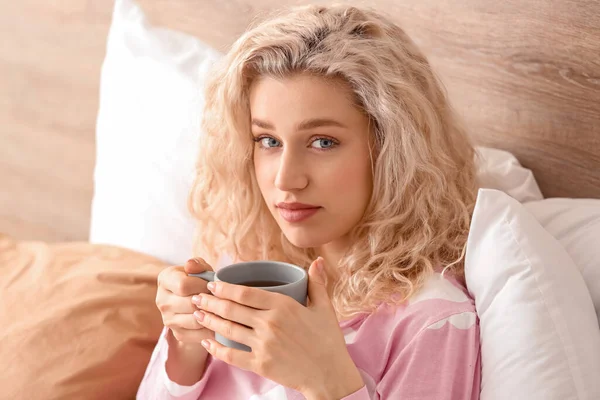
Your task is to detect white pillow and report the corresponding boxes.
[524,198,600,326]
[90,0,544,265]
[475,147,543,202]
[465,189,600,400]
[89,0,221,264]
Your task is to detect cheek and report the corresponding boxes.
[253,154,274,195]
[323,155,372,210]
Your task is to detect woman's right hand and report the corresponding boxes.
[156,257,216,346]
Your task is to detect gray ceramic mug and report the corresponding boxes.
[189,260,308,352]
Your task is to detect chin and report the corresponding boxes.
[280,226,328,249]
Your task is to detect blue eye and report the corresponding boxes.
[311,138,336,149]
[256,136,281,148]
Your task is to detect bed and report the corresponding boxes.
[1,0,599,399]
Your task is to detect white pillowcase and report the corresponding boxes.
[90,0,544,265]
[475,147,543,202]
[89,0,221,264]
[525,198,600,326]
[466,189,600,400]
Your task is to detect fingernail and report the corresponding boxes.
[194,310,205,322]
[188,258,200,264]
[207,282,215,292]
[317,257,325,272]
[201,339,210,349]
[192,295,201,305]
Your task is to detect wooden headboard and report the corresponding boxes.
[2,0,599,242]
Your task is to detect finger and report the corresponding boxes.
[165,313,204,330]
[161,266,210,297]
[156,287,197,314]
[171,328,214,344]
[194,310,255,348]
[195,293,259,328]
[207,281,279,310]
[307,257,330,309]
[184,257,213,275]
[201,338,254,371]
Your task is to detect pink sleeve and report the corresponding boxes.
[137,327,211,400]
[378,312,481,399]
[341,385,371,399]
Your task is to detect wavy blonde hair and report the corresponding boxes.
[189,4,477,320]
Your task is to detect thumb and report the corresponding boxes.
[183,257,212,274]
[307,257,330,308]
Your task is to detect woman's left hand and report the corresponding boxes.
[192,257,365,399]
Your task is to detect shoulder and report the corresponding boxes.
[403,271,477,326]
[359,272,478,343]
[342,272,480,390]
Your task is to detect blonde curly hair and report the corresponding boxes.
[189,4,477,320]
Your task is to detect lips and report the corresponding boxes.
[276,202,321,223]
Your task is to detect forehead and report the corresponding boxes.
[248,73,360,119]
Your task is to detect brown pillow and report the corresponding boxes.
[0,234,167,399]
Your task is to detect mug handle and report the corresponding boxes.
[188,271,216,281]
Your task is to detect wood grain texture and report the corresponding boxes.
[0,0,112,241]
[1,0,599,241]
[137,0,600,199]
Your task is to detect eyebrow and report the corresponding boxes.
[251,118,348,131]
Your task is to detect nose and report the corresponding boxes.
[274,148,308,192]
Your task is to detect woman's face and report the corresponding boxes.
[250,73,373,249]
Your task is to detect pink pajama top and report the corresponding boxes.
[138,272,481,399]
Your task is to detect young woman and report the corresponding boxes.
[139,4,481,399]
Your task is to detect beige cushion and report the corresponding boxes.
[0,234,166,399]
